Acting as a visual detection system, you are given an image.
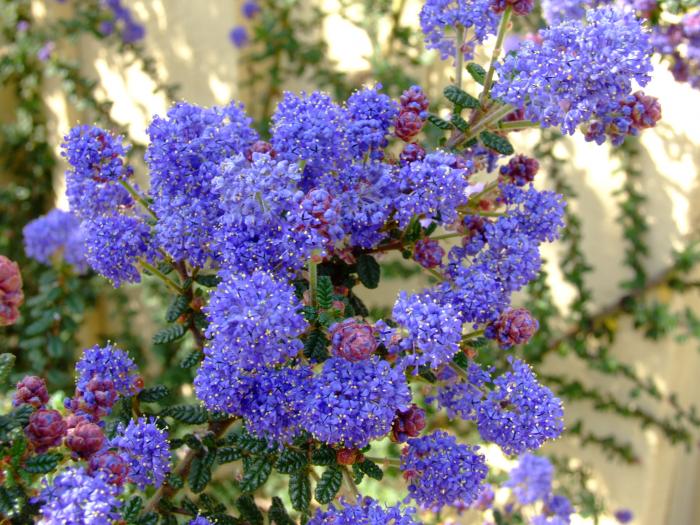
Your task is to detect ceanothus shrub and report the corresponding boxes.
[1,0,663,523]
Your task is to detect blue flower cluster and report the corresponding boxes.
[494,6,653,135]
[401,430,488,510]
[308,497,418,525]
[111,417,171,489]
[23,208,88,273]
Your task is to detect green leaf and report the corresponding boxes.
[479,130,514,155]
[314,466,342,504]
[198,493,226,514]
[316,275,333,310]
[444,85,479,109]
[466,63,486,85]
[240,456,272,493]
[0,486,24,518]
[450,114,469,132]
[289,471,311,512]
[303,330,329,362]
[0,353,15,384]
[195,274,221,287]
[162,404,208,424]
[236,431,269,454]
[428,114,452,130]
[181,496,199,516]
[166,295,190,323]
[12,404,33,427]
[357,254,380,289]
[136,512,158,525]
[269,496,295,525]
[275,447,307,474]
[153,323,187,344]
[189,451,216,493]
[358,459,383,480]
[236,495,264,525]
[180,349,202,368]
[218,446,243,464]
[138,385,170,403]
[122,495,143,522]
[311,445,337,466]
[23,452,62,474]
[352,462,365,484]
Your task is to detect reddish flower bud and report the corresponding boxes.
[399,143,426,165]
[245,140,276,161]
[499,155,539,187]
[627,91,661,130]
[485,307,539,349]
[13,376,49,409]
[0,255,23,326]
[329,318,377,362]
[25,409,67,453]
[391,404,426,443]
[66,421,105,459]
[399,86,430,117]
[89,450,130,485]
[336,448,364,465]
[395,110,424,142]
[413,238,445,269]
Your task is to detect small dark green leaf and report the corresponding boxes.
[189,451,216,493]
[153,323,187,344]
[444,85,479,109]
[136,512,158,525]
[23,452,62,474]
[466,63,486,85]
[269,496,295,525]
[289,471,311,512]
[138,385,170,403]
[122,495,143,521]
[311,445,337,466]
[276,447,307,474]
[218,446,243,464]
[428,114,452,130]
[479,130,514,155]
[314,466,342,504]
[352,462,365,484]
[180,349,202,368]
[12,405,33,427]
[162,404,208,424]
[450,114,469,132]
[240,456,272,493]
[303,330,329,362]
[236,495,264,525]
[180,496,199,516]
[0,353,15,384]
[358,459,383,480]
[166,295,190,323]
[357,254,380,289]
[236,431,269,454]
[195,274,221,287]
[316,275,334,310]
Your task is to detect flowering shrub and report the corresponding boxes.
[0,0,671,523]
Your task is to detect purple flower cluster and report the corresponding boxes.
[419,0,500,61]
[651,10,700,89]
[100,0,145,43]
[34,467,121,524]
[308,497,418,525]
[505,453,554,504]
[23,209,88,273]
[111,417,171,489]
[401,431,488,510]
[493,6,653,135]
[346,84,398,159]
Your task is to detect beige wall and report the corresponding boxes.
[36,1,700,523]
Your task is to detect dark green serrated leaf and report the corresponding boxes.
[276,447,307,474]
[357,254,380,289]
[358,459,383,480]
[316,275,334,310]
[168,473,185,489]
[236,431,269,454]
[162,404,208,424]
[463,137,478,149]
[304,330,329,362]
[444,85,479,109]
[450,114,469,132]
[122,495,143,521]
[161,514,178,525]
[189,451,216,493]
[136,512,159,525]
[348,292,369,317]
[0,486,24,518]
[153,323,187,344]
[240,456,273,493]
[195,274,221,287]
[199,493,227,513]
[311,445,337,466]
[452,351,470,368]
[289,471,311,512]
[236,495,264,525]
[269,496,295,525]
[0,353,15,384]
[23,452,61,474]
[403,217,422,243]
[180,349,202,368]
[352,462,365,484]
[218,446,243,464]
[166,295,190,323]
[138,385,170,403]
[12,404,33,427]
[479,130,514,155]
[315,466,342,504]
[466,63,486,84]
[181,496,199,516]
[428,114,452,130]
